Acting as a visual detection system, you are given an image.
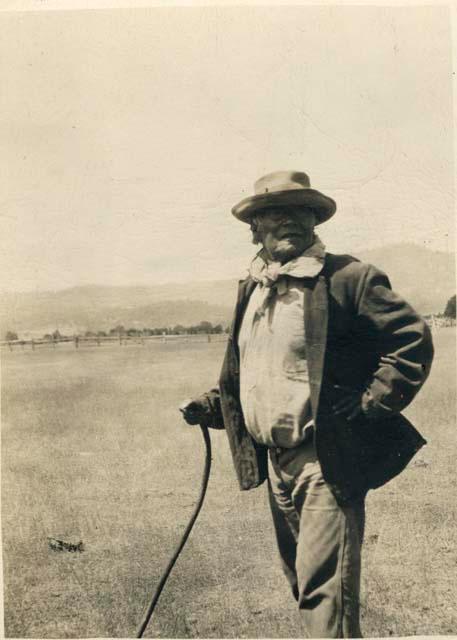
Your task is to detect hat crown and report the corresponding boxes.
[254,171,311,195]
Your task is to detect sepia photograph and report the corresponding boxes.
[0,1,455,638]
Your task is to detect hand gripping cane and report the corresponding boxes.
[136,419,212,638]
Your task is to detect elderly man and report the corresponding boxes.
[180,170,434,638]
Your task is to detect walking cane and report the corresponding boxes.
[136,419,212,638]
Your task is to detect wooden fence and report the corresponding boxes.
[1,333,229,351]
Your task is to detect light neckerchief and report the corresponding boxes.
[247,236,326,317]
[250,235,326,290]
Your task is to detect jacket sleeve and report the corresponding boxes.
[355,264,434,420]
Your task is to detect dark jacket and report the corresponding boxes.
[199,253,434,505]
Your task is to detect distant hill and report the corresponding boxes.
[356,244,455,315]
[0,283,239,337]
[0,244,454,337]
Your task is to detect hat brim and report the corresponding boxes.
[231,188,336,225]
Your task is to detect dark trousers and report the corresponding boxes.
[268,440,365,638]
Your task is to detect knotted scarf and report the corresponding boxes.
[248,236,326,316]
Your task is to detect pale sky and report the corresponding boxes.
[1,3,454,292]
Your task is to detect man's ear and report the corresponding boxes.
[250,216,261,245]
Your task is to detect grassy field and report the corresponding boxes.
[1,329,456,638]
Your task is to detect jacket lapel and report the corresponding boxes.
[303,274,329,419]
[230,277,258,347]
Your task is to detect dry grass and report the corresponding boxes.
[1,329,455,638]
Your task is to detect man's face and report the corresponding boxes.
[254,206,316,263]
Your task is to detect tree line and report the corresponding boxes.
[4,295,456,343]
[4,320,228,342]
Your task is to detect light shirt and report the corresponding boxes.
[238,237,326,448]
